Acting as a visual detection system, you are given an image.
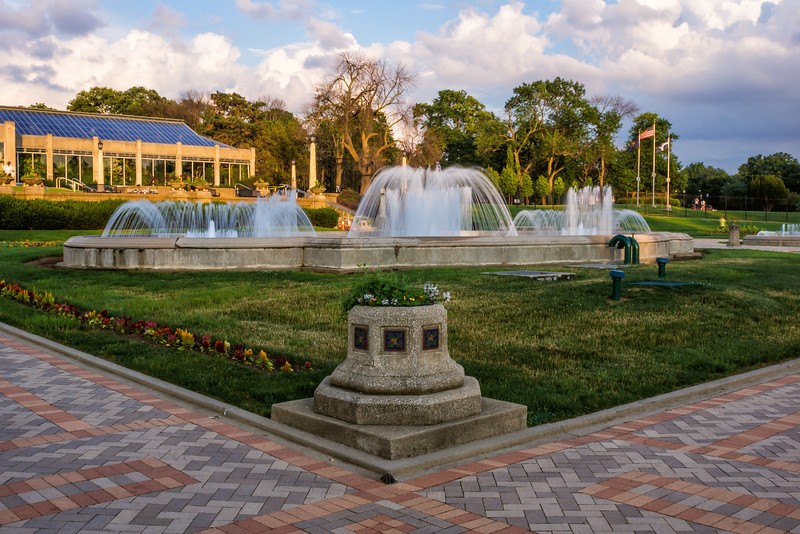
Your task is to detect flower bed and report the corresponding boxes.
[0,279,311,373]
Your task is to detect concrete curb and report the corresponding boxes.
[2,320,799,479]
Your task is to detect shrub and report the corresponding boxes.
[0,197,124,230]
[304,207,340,228]
[336,188,360,210]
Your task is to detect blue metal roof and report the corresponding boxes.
[0,107,228,147]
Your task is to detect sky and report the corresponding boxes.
[0,0,797,174]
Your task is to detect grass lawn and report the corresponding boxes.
[0,229,799,425]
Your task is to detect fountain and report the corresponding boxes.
[62,166,693,271]
[755,224,800,237]
[513,185,651,236]
[348,166,516,237]
[744,223,800,247]
[102,191,316,238]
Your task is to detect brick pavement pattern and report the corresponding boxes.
[0,333,799,533]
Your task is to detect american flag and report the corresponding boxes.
[639,126,655,140]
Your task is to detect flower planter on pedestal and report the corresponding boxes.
[272,303,528,462]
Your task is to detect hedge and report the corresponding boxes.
[0,197,125,230]
[0,197,342,231]
[303,207,340,228]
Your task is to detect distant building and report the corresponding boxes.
[0,106,254,189]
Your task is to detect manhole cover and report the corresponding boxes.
[483,270,576,281]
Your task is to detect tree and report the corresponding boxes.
[685,162,730,198]
[552,176,567,204]
[534,175,550,205]
[738,153,800,193]
[308,51,414,193]
[586,95,638,187]
[503,78,595,204]
[749,174,789,212]
[414,89,496,168]
[195,92,306,184]
[625,113,685,203]
[67,86,173,116]
[68,87,122,114]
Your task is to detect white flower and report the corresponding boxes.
[381,298,390,305]
[442,291,451,302]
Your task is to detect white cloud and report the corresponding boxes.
[0,0,797,172]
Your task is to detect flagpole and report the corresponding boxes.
[665,132,671,211]
[651,119,656,208]
[636,130,641,206]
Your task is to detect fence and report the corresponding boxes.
[620,193,799,222]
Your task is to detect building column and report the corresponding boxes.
[175,142,182,179]
[3,121,17,182]
[46,133,54,181]
[250,147,256,177]
[135,139,142,186]
[93,136,105,189]
[214,145,220,187]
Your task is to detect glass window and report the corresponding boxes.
[125,158,135,185]
[166,160,176,181]
[67,155,80,182]
[53,154,66,181]
[81,155,93,184]
[220,164,229,186]
[142,159,154,185]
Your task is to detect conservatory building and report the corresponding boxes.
[0,106,255,189]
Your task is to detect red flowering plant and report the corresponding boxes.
[0,279,310,373]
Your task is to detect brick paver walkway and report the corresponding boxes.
[1,330,799,533]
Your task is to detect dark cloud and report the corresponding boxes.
[47,0,104,35]
[0,0,103,39]
[27,38,58,59]
[236,0,311,20]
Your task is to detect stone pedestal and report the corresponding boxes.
[728,225,740,247]
[272,303,528,460]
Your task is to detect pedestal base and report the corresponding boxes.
[315,376,482,425]
[271,396,527,460]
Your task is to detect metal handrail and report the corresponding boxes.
[56,177,92,192]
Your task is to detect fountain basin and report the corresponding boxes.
[62,232,693,272]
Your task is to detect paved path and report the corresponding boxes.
[693,238,800,254]
[1,328,799,533]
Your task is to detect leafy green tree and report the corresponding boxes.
[483,167,501,190]
[586,95,638,187]
[749,174,789,212]
[519,173,534,203]
[738,153,800,192]
[67,86,174,116]
[414,89,496,168]
[68,87,122,114]
[685,162,730,198]
[552,176,567,204]
[534,175,550,205]
[625,113,684,203]
[503,77,594,203]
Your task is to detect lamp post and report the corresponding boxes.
[291,159,296,190]
[97,139,105,191]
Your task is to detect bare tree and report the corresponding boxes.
[307,51,415,193]
[177,89,210,129]
[588,94,639,187]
